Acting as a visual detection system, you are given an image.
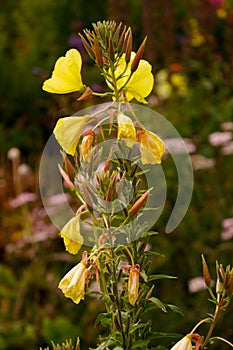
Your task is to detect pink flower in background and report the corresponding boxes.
[221,217,233,240]
[9,192,37,208]
[188,277,207,293]
[221,141,233,155]
[209,0,225,6]
[208,131,232,147]
[221,122,233,131]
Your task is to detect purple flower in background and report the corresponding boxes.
[68,34,84,52]
[32,66,43,76]
[221,217,233,240]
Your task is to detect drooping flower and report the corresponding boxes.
[43,49,84,94]
[58,261,87,304]
[53,116,89,155]
[117,113,136,146]
[128,264,140,306]
[137,129,165,164]
[113,52,154,103]
[80,132,95,161]
[170,335,192,350]
[60,216,84,255]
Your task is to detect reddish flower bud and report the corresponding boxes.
[129,190,150,216]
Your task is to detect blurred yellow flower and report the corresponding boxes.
[58,262,87,304]
[53,116,89,155]
[114,52,154,103]
[60,216,84,255]
[170,335,192,350]
[42,49,84,94]
[138,129,165,164]
[117,113,136,146]
[170,73,188,95]
[156,69,172,100]
[128,265,140,306]
[216,8,227,18]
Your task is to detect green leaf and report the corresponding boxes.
[148,274,177,282]
[140,269,148,282]
[145,251,165,258]
[131,339,151,349]
[148,297,167,312]
[94,313,112,327]
[167,304,184,316]
[147,331,181,339]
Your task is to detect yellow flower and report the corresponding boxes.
[137,129,165,164]
[117,113,136,146]
[128,265,140,306]
[53,116,89,155]
[114,52,154,103]
[42,49,84,94]
[170,335,192,350]
[58,262,87,304]
[60,216,84,255]
[216,8,227,18]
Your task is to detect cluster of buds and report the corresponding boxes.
[202,255,233,300]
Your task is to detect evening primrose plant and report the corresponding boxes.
[41,21,233,350]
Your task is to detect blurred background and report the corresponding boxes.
[0,0,233,349]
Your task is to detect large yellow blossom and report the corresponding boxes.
[114,52,154,103]
[42,49,84,94]
[60,216,84,255]
[137,129,165,164]
[58,262,87,304]
[117,113,136,146]
[53,116,89,155]
[170,335,192,350]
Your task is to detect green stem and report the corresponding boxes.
[105,215,127,349]
[201,294,225,349]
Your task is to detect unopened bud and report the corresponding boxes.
[58,164,74,190]
[118,25,126,52]
[129,190,150,216]
[131,36,147,72]
[125,28,132,62]
[108,35,115,61]
[227,269,233,295]
[94,37,103,66]
[202,255,211,286]
[105,173,117,202]
[79,34,95,60]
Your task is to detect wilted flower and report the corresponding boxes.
[60,216,84,255]
[114,52,154,103]
[53,116,89,155]
[137,129,165,164]
[58,261,87,304]
[117,113,136,146]
[128,264,140,306]
[43,49,84,94]
[170,335,192,350]
[80,133,95,161]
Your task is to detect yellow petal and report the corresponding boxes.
[117,113,136,146]
[114,52,154,103]
[60,217,84,255]
[53,116,89,155]
[58,262,86,304]
[128,268,140,306]
[43,49,83,94]
[138,130,165,164]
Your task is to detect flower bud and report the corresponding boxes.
[125,28,132,62]
[202,255,211,286]
[131,37,147,72]
[94,37,103,66]
[129,190,150,216]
